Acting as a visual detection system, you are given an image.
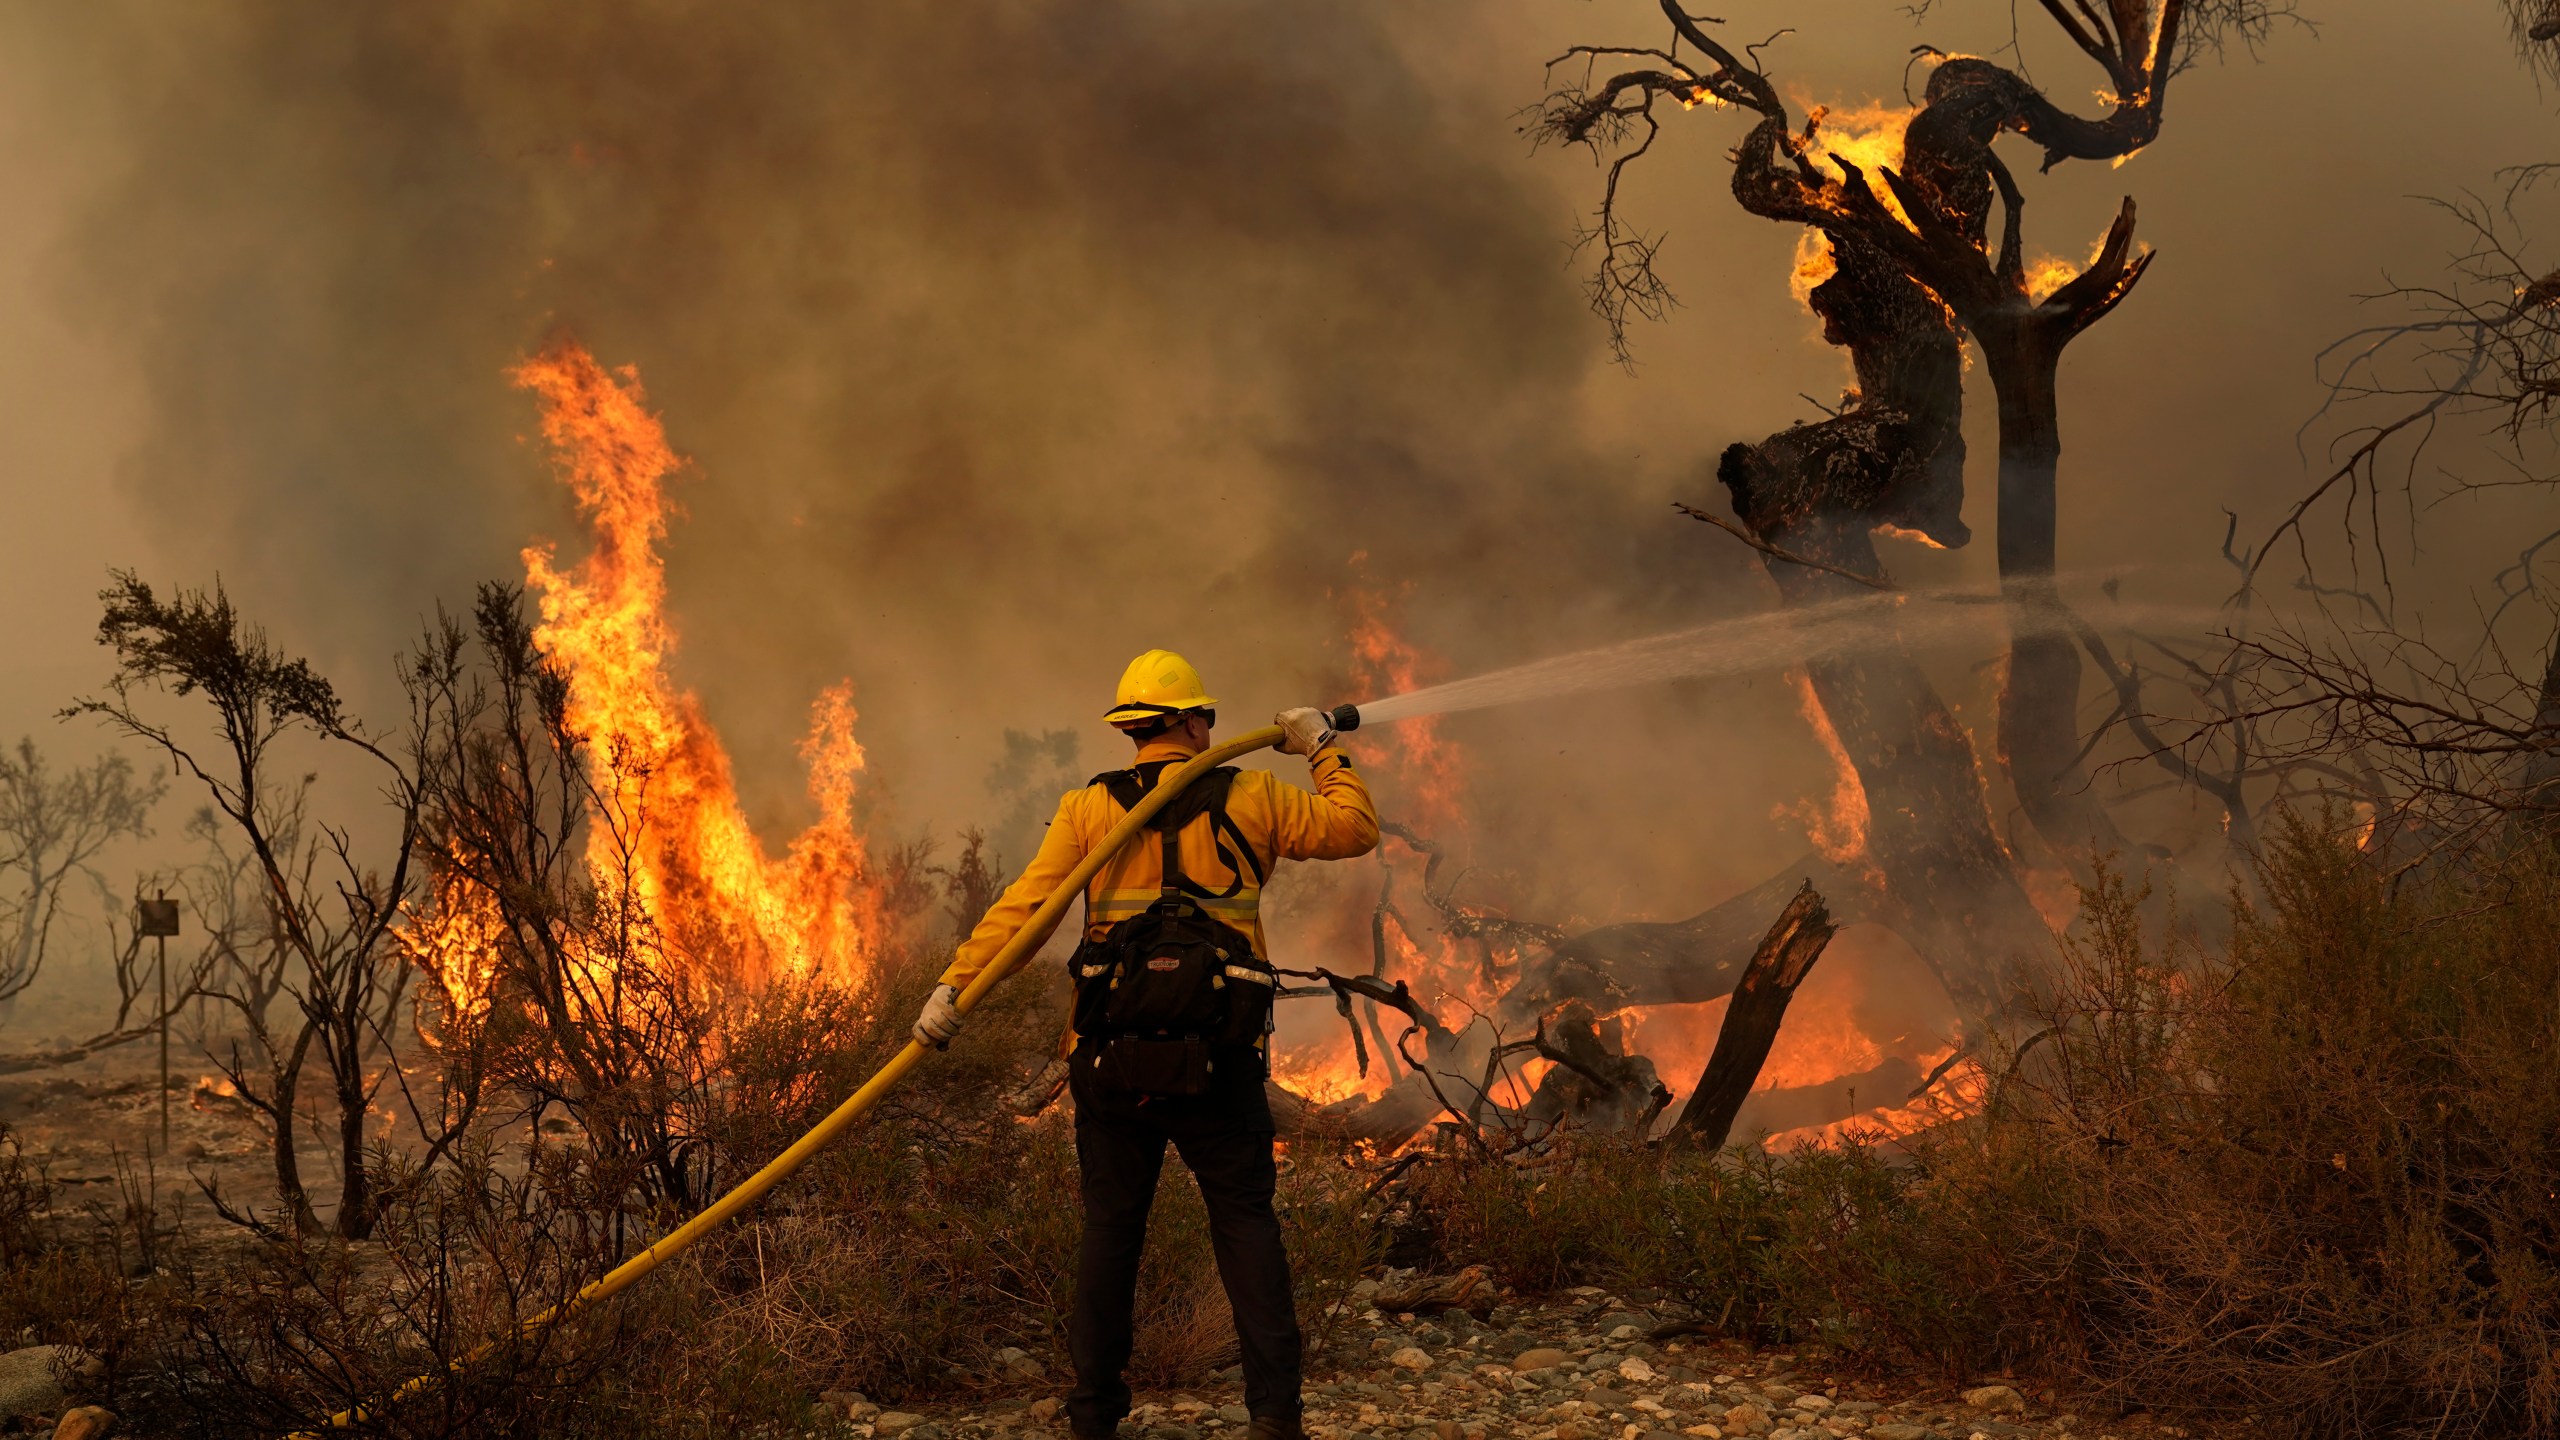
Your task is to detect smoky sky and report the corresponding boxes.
[4,0,2555,940]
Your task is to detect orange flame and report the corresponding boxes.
[507,341,882,996]
[1270,564,1484,1101]
[1776,671,1870,864]
[1785,102,1915,308]
[405,342,883,1019]
[403,864,505,1027]
[1342,556,1466,840]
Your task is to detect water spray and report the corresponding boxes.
[1348,586,2209,725]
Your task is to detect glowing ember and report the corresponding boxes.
[403,864,505,1024]
[1873,523,1949,550]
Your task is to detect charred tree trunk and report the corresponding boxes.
[1711,120,2057,1019]
[1729,1054,1921,1138]
[329,1022,375,1240]
[269,1024,321,1236]
[1672,882,1837,1146]
[1892,58,2162,875]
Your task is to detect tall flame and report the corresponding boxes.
[1788,101,1916,306]
[509,340,881,992]
[1342,556,1466,840]
[1777,670,1871,865]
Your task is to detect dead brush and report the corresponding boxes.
[121,1140,642,1440]
[1907,824,2560,1437]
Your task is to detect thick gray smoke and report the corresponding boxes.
[11,1,1794,924]
[15,0,2549,960]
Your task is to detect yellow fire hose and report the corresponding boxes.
[304,722,1303,1434]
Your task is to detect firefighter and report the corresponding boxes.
[914,650,1377,1440]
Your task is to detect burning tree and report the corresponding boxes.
[400,339,897,1211]
[1523,0,2289,1027]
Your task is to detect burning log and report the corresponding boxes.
[1728,1055,1922,1140]
[1670,882,1836,1147]
[1508,851,1868,1015]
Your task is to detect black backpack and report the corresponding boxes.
[1068,763,1278,1094]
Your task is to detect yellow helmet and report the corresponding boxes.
[1104,649,1219,727]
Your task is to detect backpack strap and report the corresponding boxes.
[1089,764,1257,901]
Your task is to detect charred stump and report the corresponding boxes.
[1670,882,1836,1147]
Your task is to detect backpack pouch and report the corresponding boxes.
[1093,1035,1214,1096]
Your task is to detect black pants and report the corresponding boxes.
[1066,1043,1300,1437]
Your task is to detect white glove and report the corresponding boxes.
[912,983,963,1048]
[1275,706,1336,758]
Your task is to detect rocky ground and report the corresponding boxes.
[819,1285,2230,1440]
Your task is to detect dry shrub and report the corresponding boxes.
[0,1127,167,1393]
[51,936,1371,1437]
[1394,822,2560,1440]
[119,1141,641,1439]
[619,1110,1380,1415]
[1917,820,2560,1437]
[507,942,1381,1429]
[1398,1131,1963,1360]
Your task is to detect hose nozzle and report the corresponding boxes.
[1327,703,1361,733]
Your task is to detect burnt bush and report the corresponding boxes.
[1394,822,2560,1437]
[1924,822,2560,1437]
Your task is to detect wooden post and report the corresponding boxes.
[135,892,182,1154]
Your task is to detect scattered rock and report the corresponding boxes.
[1388,1347,1434,1372]
[876,1411,930,1435]
[1793,1394,1831,1413]
[994,1347,1048,1381]
[1617,1357,1658,1384]
[52,1407,115,1440]
[1960,1385,2024,1413]
[1029,1398,1064,1424]
[1866,1425,1936,1440]
[0,1348,98,1422]
[1720,1402,1767,1433]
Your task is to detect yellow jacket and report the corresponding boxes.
[940,737,1380,992]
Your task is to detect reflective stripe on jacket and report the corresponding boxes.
[938,737,1379,992]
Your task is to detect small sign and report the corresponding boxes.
[136,898,181,937]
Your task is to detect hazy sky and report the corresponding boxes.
[0,0,2548,946]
